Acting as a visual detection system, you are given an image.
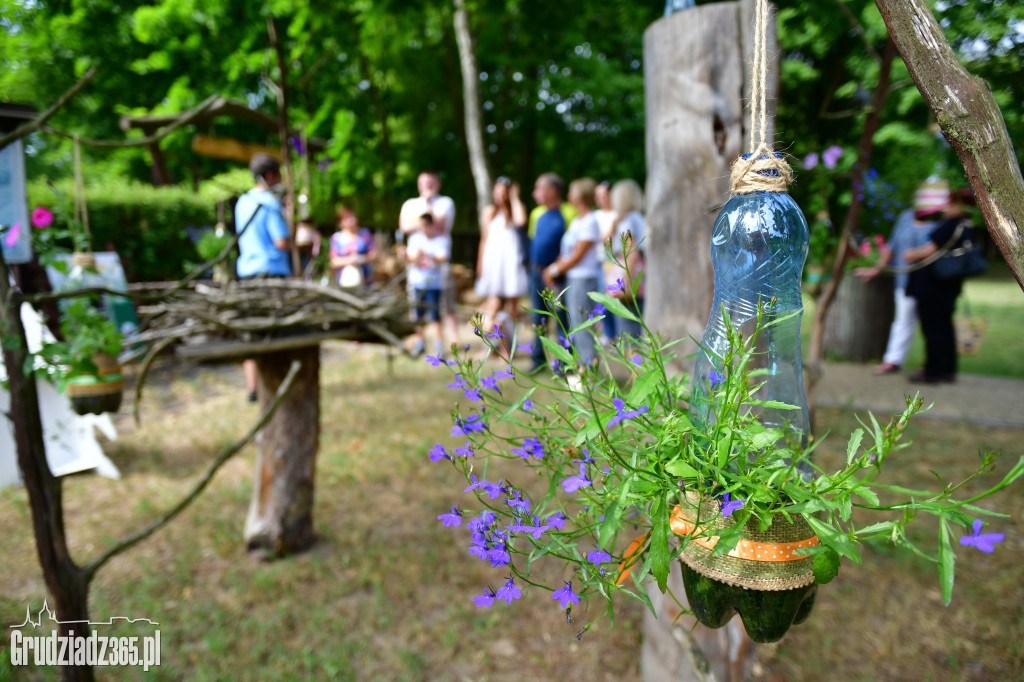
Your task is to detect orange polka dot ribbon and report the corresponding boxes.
[670,505,819,562]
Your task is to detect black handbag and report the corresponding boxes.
[933,222,987,280]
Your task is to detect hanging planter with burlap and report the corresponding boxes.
[66,351,124,416]
[671,492,819,643]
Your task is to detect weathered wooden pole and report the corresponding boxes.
[873,0,1024,290]
[643,0,776,375]
[642,2,776,680]
[244,345,320,557]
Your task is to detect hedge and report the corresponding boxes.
[26,170,253,283]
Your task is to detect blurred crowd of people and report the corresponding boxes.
[232,154,648,394]
[855,178,980,384]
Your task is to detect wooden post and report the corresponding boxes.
[643,0,776,373]
[642,2,775,680]
[822,275,895,361]
[244,345,320,557]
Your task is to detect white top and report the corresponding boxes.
[560,212,601,280]
[612,211,646,256]
[594,209,617,261]
[399,194,456,238]
[406,231,450,289]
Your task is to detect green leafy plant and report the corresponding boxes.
[36,297,122,387]
[428,255,1021,634]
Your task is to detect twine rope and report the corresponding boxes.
[730,0,792,195]
[72,135,92,249]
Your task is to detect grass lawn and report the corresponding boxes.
[1,342,1022,680]
[804,261,1024,377]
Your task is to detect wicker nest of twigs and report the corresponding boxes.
[130,279,415,361]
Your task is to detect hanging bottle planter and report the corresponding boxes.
[672,494,818,643]
[66,350,124,416]
[683,0,816,640]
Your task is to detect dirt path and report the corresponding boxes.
[816,361,1024,428]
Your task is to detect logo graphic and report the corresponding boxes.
[9,601,161,671]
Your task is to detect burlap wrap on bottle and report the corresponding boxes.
[673,492,817,591]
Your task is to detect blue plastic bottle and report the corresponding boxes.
[689,189,810,443]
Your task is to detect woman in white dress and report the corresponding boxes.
[475,177,528,347]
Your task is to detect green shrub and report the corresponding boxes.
[26,171,252,283]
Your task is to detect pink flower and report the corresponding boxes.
[31,207,54,228]
[859,241,871,256]
[822,145,843,169]
[4,222,21,247]
[873,234,885,246]
[803,152,819,170]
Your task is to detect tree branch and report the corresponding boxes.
[40,94,221,149]
[84,360,302,580]
[0,67,97,151]
[874,0,1024,290]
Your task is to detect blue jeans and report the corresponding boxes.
[530,267,569,368]
[564,276,599,365]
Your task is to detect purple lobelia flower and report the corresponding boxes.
[541,512,566,532]
[495,577,523,603]
[463,387,483,402]
[708,370,725,389]
[485,542,512,567]
[451,414,486,437]
[574,448,595,464]
[607,278,626,294]
[428,444,449,462]
[607,398,650,428]
[589,302,607,319]
[505,490,532,514]
[562,464,593,494]
[517,341,533,354]
[493,365,514,380]
[465,476,505,500]
[446,374,467,389]
[512,436,545,460]
[289,135,305,155]
[483,324,506,339]
[586,547,611,564]
[959,519,1005,553]
[522,398,534,411]
[437,505,463,527]
[552,581,580,608]
[721,492,745,517]
[803,152,819,170]
[473,587,496,608]
[822,145,843,169]
[632,353,643,366]
[561,333,575,349]
[452,443,474,458]
[425,354,445,367]
[481,375,501,392]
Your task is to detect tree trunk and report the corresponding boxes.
[267,15,303,278]
[806,39,895,419]
[643,1,774,373]
[874,0,1024,291]
[0,259,94,682]
[244,346,320,557]
[822,275,895,361]
[453,0,491,214]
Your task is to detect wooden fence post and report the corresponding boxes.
[244,345,320,557]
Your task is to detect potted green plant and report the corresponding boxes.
[426,255,1019,644]
[26,206,126,415]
